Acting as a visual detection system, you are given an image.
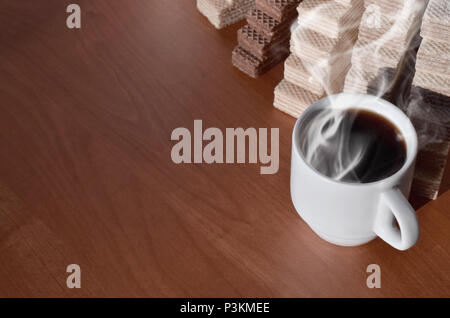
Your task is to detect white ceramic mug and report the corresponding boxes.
[291,93,419,250]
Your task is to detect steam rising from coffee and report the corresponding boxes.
[294,0,429,182]
[301,108,366,182]
[299,107,407,183]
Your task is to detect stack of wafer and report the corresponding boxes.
[197,0,255,29]
[407,0,450,200]
[232,0,301,78]
[343,0,427,102]
[274,0,364,118]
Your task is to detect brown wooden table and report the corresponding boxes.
[0,0,449,297]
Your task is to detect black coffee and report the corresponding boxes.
[300,108,407,183]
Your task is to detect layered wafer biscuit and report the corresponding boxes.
[406,2,450,199]
[273,0,364,117]
[409,86,450,114]
[415,38,450,76]
[366,67,397,100]
[233,0,300,76]
[344,0,426,98]
[237,24,290,60]
[246,8,297,40]
[411,148,450,200]
[357,11,420,53]
[352,0,424,80]
[297,0,364,39]
[344,65,396,97]
[343,67,373,94]
[413,70,450,97]
[291,27,358,63]
[197,0,255,29]
[409,123,450,154]
[335,0,361,7]
[350,38,405,72]
[273,79,322,118]
[285,54,351,95]
[284,54,324,95]
[256,0,301,21]
[411,147,450,199]
[232,45,289,77]
[410,175,447,200]
[408,86,450,151]
[415,151,450,179]
[409,117,450,154]
[363,0,425,18]
[364,0,406,8]
[407,83,450,199]
[420,0,450,42]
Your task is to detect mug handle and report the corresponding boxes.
[373,187,419,251]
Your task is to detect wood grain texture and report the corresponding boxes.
[0,0,448,297]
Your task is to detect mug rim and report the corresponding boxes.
[292,93,418,187]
